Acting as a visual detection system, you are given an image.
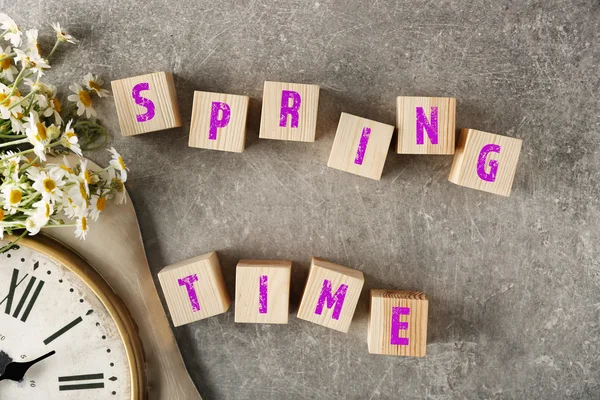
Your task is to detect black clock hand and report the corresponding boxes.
[0,350,56,382]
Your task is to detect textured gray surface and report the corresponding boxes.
[3,0,600,398]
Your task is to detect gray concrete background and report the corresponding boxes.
[3,0,600,398]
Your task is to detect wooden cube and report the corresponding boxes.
[234,260,292,324]
[297,257,364,333]
[396,96,456,154]
[259,81,320,142]
[111,71,181,137]
[327,113,394,180]
[188,91,250,153]
[158,251,231,327]
[367,289,428,357]
[448,128,523,196]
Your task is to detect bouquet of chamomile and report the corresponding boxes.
[0,13,127,250]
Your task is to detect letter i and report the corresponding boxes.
[259,275,268,314]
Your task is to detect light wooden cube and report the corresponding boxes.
[327,112,394,180]
[259,81,320,142]
[188,91,250,153]
[234,260,292,324]
[158,251,231,327]
[396,96,456,154]
[111,71,181,137]
[448,128,523,196]
[297,257,364,333]
[368,289,428,357]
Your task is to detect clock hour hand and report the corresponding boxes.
[0,350,56,382]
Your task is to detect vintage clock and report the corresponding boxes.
[0,234,145,399]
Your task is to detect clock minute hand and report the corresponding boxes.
[0,350,56,382]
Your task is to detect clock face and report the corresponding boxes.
[0,242,132,399]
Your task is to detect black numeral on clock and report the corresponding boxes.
[2,269,44,322]
[44,316,83,345]
[58,373,105,391]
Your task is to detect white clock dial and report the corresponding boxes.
[0,242,131,399]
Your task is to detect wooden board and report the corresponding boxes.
[367,289,428,357]
[448,128,523,196]
[396,96,456,155]
[158,251,231,327]
[188,91,249,153]
[296,257,364,333]
[111,72,182,137]
[234,260,292,324]
[259,81,320,142]
[327,113,394,181]
[43,156,201,399]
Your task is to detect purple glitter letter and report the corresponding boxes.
[314,279,348,320]
[354,127,371,165]
[209,102,231,140]
[416,106,438,145]
[177,274,200,312]
[476,144,501,182]
[279,90,301,128]
[390,307,410,345]
[132,82,156,122]
[259,275,268,314]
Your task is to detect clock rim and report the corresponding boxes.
[2,233,146,399]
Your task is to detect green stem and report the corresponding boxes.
[8,91,35,110]
[0,67,28,106]
[47,39,61,60]
[0,133,25,139]
[0,229,27,254]
[0,138,29,148]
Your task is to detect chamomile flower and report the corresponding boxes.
[67,83,95,118]
[89,195,107,221]
[51,22,77,44]
[109,169,127,205]
[83,73,109,97]
[0,45,17,82]
[27,166,65,203]
[25,112,49,161]
[14,48,49,77]
[74,216,88,240]
[1,182,24,215]
[29,199,53,226]
[25,29,42,57]
[60,120,82,156]
[62,196,86,219]
[1,150,25,180]
[68,175,89,208]
[25,216,43,235]
[108,147,128,182]
[0,14,22,47]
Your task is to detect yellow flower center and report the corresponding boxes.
[118,157,126,170]
[9,189,21,204]
[89,81,102,91]
[44,203,50,218]
[79,182,87,199]
[96,197,107,211]
[60,165,73,174]
[51,98,61,112]
[81,217,87,231]
[36,122,47,140]
[43,178,56,192]
[78,90,92,107]
[112,178,124,192]
[84,170,92,184]
[66,131,76,140]
[0,208,4,221]
[0,93,6,103]
[0,55,11,70]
